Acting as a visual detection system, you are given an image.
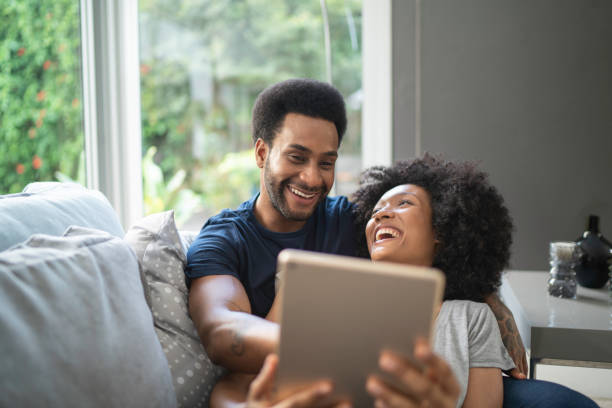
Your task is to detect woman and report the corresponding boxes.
[352,154,514,407]
[352,154,598,408]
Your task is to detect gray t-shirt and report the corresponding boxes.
[433,300,515,407]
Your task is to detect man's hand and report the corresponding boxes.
[485,293,528,378]
[366,338,460,408]
[246,354,349,408]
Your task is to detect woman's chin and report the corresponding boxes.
[370,248,395,263]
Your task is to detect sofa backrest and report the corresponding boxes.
[0,182,125,252]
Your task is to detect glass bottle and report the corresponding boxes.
[548,242,578,299]
[575,215,612,289]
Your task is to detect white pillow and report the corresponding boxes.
[0,182,125,252]
[0,227,176,407]
[124,211,225,408]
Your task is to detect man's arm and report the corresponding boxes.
[189,275,279,373]
[484,293,528,378]
[210,356,337,408]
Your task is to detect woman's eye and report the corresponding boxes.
[371,208,380,217]
[398,199,413,206]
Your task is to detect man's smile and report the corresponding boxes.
[286,184,321,203]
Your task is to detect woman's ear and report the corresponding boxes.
[254,138,268,169]
[433,235,442,253]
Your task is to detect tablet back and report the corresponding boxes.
[274,249,445,407]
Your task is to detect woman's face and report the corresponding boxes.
[366,184,437,266]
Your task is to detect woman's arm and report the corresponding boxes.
[462,367,503,408]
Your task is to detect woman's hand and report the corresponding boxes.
[366,338,460,408]
[246,354,347,408]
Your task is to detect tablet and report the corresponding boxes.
[274,249,445,407]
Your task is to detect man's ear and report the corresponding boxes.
[254,138,268,169]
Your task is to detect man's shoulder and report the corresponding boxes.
[188,197,259,251]
[205,207,251,226]
[202,196,257,227]
[321,195,355,216]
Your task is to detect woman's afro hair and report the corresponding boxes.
[351,153,513,302]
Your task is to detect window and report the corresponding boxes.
[0,1,85,194]
[138,0,362,229]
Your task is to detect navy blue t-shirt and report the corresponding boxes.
[185,193,357,317]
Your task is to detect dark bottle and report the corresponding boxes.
[575,215,612,289]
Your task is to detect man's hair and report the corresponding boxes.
[351,153,513,302]
[251,78,347,146]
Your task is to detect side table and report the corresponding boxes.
[499,270,612,379]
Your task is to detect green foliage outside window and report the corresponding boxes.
[1,0,362,225]
[139,0,362,222]
[0,1,84,194]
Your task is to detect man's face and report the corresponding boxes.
[257,113,339,225]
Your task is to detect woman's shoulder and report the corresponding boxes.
[441,299,491,315]
[440,300,497,329]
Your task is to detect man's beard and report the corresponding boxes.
[263,159,327,222]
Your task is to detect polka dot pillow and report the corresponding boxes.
[124,211,225,408]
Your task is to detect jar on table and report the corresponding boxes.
[548,241,579,299]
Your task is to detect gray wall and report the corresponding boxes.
[391,0,612,270]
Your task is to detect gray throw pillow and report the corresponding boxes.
[0,227,176,407]
[124,211,225,408]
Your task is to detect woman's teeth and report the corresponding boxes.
[376,228,399,241]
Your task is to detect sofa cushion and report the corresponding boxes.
[0,182,125,252]
[124,211,225,408]
[0,226,176,407]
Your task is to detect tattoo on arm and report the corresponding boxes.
[226,301,248,356]
[227,301,247,313]
[231,329,245,356]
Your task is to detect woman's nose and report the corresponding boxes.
[374,207,394,221]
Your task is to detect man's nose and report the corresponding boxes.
[299,163,323,187]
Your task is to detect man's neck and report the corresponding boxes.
[253,193,307,233]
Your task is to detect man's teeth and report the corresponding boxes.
[376,228,399,241]
[290,187,316,199]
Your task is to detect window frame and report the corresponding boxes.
[80,0,143,229]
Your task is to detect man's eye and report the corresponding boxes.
[320,161,334,168]
[371,208,380,217]
[398,199,413,206]
[289,155,305,162]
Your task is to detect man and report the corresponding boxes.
[186,79,522,406]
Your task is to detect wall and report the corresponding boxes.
[391,0,612,270]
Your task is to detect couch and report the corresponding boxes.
[0,182,224,407]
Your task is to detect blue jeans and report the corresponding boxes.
[503,377,599,407]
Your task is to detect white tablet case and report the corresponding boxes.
[275,249,445,407]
